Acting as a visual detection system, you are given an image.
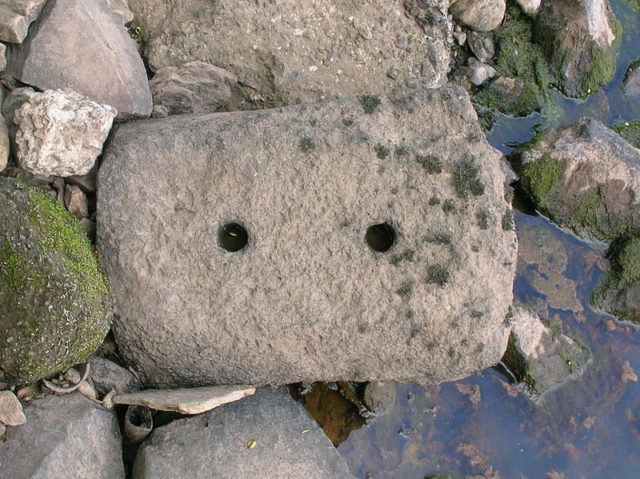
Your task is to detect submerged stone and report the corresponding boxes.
[0,178,111,382]
[98,86,517,388]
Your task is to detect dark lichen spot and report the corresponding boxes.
[416,154,443,174]
[374,144,390,159]
[426,341,437,351]
[426,264,450,286]
[502,209,515,231]
[476,209,491,230]
[442,199,456,213]
[299,137,315,152]
[452,157,485,199]
[471,311,484,319]
[391,187,399,195]
[396,282,413,297]
[471,245,480,253]
[428,196,441,206]
[395,145,410,157]
[342,118,354,126]
[475,343,485,354]
[390,249,415,266]
[424,233,452,245]
[359,95,381,114]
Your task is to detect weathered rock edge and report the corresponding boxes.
[98,86,518,388]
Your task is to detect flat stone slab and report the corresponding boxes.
[113,385,256,414]
[98,86,518,388]
[133,387,356,479]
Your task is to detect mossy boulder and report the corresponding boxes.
[0,178,111,382]
[533,0,621,99]
[511,118,640,243]
[592,237,640,322]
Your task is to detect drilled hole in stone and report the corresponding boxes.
[218,222,248,252]
[365,223,396,252]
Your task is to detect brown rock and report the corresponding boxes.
[64,184,89,219]
[450,0,506,32]
[0,390,26,426]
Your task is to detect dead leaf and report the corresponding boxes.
[456,383,482,406]
[622,361,638,383]
[497,378,521,397]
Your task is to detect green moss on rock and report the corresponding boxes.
[611,120,640,149]
[0,179,111,382]
[518,153,567,210]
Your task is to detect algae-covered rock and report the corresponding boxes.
[534,0,620,99]
[611,120,640,149]
[592,237,640,322]
[511,118,640,243]
[0,178,111,382]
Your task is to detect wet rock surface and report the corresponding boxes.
[14,89,116,177]
[0,0,48,43]
[5,0,152,119]
[534,0,619,98]
[0,393,125,479]
[98,86,517,388]
[127,0,451,108]
[149,61,240,115]
[449,0,506,32]
[0,178,111,382]
[513,117,640,243]
[133,387,356,479]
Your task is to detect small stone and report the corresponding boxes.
[387,68,400,80]
[113,385,256,414]
[466,57,497,86]
[151,104,169,118]
[63,367,82,385]
[14,89,116,177]
[0,114,8,172]
[452,30,467,45]
[78,380,97,400]
[450,0,506,32]
[0,390,26,426]
[467,31,495,63]
[515,0,541,15]
[363,382,397,416]
[64,184,89,219]
[88,356,141,396]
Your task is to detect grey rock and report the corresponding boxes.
[466,57,497,86]
[0,113,8,172]
[0,422,5,436]
[0,390,26,426]
[450,0,506,32]
[534,0,619,98]
[515,0,541,16]
[0,393,125,479]
[113,385,256,414]
[127,0,451,107]
[0,0,48,43]
[150,61,240,115]
[5,0,152,119]
[467,31,495,63]
[64,185,88,219]
[513,117,640,243]
[88,356,141,396]
[0,42,5,70]
[363,381,397,416]
[105,0,134,24]
[133,387,356,479]
[14,89,116,177]
[0,178,111,382]
[624,62,640,97]
[98,86,518,388]
[452,30,467,46]
[506,306,589,401]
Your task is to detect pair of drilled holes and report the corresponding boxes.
[218,222,396,253]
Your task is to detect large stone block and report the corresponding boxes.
[5,0,152,119]
[98,86,518,388]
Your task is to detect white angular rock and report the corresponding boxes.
[450,0,506,32]
[466,57,497,86]
[0,114,8,172]
[14,89,116,177]
[0,390,26,426]
[113,385,256,414]
[515,0,541,16]
[0,0,48,43]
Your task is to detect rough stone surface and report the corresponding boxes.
[506,306,589,401]
[64,185,88,219]
[1,87,33,157]
[150,61,240,115]
[0,390,26,426]
[0,42,5,71]
[105,0,134,24]
[450,0,506,32]
[466,57,497,86]
[5,0,152,119]
[534,0,619,98]
[467,31,495,63]
[114,385,256,414]
[98,86,518,388]
[624,62,640,97]
[513,117,640,242]
[0,178,111,382]
[133,387,356,479]
[88,356,141,396]
[14,89,116,177]
[0,0,48,43]
[363,382,397,416]
[515,0,541,15]
[0,114,8,172]
[127,0,451,108]
[0,393,125,478]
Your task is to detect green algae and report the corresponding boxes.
[517,153,567,211]
[611,120,640,148]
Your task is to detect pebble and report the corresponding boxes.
[0,390,26,426]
